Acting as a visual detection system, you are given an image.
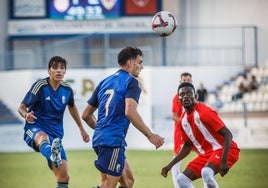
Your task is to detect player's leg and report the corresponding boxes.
[202,148,240,188]
[177,168,196,188]
[118,160,134,188]
[51,146,69,188]
[201,164,219,188]
[100,172,107,185]
[101,174,121,188]
[171,159,181,188]
[37,134,62,168]
[91,173,106,188]
[52,159,70,188]
[178,154,208,188]
[24,127,52,160]
[94,147,125,188]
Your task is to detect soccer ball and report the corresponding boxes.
[151,11,177,37]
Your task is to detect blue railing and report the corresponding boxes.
[0,26,257,70]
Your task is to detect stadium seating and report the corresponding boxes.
[207,60,268,113]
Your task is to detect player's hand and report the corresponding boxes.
[161,166,170,178]
[81,129,90,143]
[148,133,165,149]
[25,111,37,124]
[219,161,229,177]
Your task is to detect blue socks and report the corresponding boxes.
[39,141,52,160]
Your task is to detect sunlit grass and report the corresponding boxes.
[0,149,267,187]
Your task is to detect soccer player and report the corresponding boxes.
[82,47,165,188]
[171,72,192,188]
[18,56,90,188]
[161,82,240,188]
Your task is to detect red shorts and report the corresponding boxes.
[187,147,240,178]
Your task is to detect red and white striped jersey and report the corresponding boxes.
[180,103,238,154]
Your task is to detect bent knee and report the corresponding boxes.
[35,131,49,146]
[201,167,214,180]
[120,177,134,188]
[177,173,192,187]
[129,177,134,187]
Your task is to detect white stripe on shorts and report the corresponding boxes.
[26,129,34,138]
[108,148,120,171]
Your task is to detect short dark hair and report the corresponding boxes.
[180,72,192,78]
[177,82,195,93]
[48,56,67,69]
[117,47,143,66]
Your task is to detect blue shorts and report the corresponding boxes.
[93,146,125,177]
[24,126,67,161]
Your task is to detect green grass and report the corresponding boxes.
[0,149,267,187]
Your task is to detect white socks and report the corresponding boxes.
[171,161,181,188]
[177,173,194,188]
[176,167,219,188]
[201,167,219,188]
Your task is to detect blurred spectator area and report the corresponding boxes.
[207,60,268,113]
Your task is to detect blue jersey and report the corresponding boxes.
[88,70,141,147]
[22,77,74,138]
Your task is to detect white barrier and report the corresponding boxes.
[0,67,267,152]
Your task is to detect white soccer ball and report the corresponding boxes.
[151,11,177,37]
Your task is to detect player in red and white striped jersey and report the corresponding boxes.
[161,82,240,188]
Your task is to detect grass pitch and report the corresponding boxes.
[0,149,267,187]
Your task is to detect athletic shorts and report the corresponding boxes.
[24,126,67,161]
[93,146,126,177]
[187,147,240,178]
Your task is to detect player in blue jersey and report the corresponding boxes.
[18,56,90,188]
[82,47,165,188]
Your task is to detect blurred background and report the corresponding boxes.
[0,0,267,151]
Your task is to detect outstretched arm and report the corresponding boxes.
[161,141,193,177]
[125,98,164,149]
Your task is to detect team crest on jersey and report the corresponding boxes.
[62,96,66,104]
[100,0,117,10]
